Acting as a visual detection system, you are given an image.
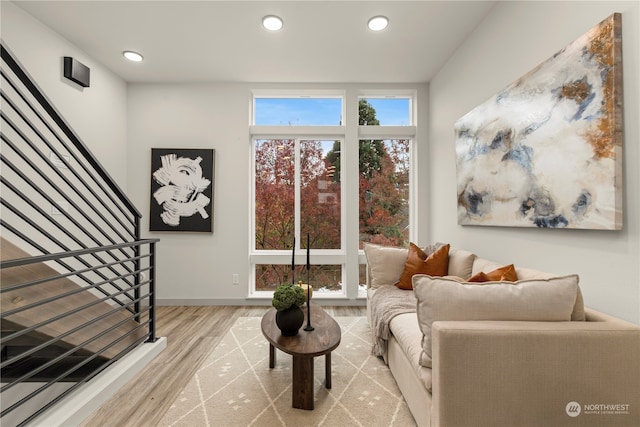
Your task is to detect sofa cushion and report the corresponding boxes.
[412,274,579,368]
[389,313,433,393]
[447,248,477,278]
[468,264,518,282]
[363,243,409,289]
[396,243,450,290]
[472,258,586,321]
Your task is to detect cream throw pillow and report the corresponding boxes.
[364,242,443,289]
[363,243,408,289]
[472,258,585,321]
[447,248,477,279]
[412,274,579,368]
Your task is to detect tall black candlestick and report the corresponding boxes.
[306,233,310,270]
[291,237,295,285]
[304,233,314,331]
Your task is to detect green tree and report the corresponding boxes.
[358,99,380,125]
[325,99,409,248]
[326,99,385,181]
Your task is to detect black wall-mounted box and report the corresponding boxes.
[63,57,90,88]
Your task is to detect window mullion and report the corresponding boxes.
[294,139,301,251]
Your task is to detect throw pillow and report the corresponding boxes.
[412,274,579,368]
[472,260,585,321]
[468,264,518,282]
[396,243,450,290]
[447,248,477,279]
[363,243,409,289]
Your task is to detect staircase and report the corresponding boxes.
[1,238,148,375]
[1,42,159,426]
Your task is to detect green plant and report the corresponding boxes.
[272,284,305,311]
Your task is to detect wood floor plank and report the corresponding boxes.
[80,305,365,427]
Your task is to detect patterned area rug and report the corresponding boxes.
[159,316,416,427]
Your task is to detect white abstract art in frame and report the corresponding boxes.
[455,13,623,230]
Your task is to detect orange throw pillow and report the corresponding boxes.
[396,243,450,290]
[468,264,518,282]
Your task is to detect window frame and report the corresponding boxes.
[249,89,417,300]
[250,133,346,297]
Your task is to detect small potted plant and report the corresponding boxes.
[272,284,306,336]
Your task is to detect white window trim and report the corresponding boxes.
[249,89,418,301]
[250,134,347,297]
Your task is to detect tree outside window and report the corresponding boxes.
[326,99,410,248]
[254,139,342,290]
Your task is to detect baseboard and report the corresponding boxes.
[27,337,167,427]
[157,298,367,306]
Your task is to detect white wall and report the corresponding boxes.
[428,1,640,323]
[127,83,251,302]
[1,1,128,188]
[127,83,428,304]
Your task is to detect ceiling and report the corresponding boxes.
[11,0,496,84]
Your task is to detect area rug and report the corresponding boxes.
[159,316,416,427]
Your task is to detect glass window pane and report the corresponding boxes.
[254,98,342,126]
[255,139,295,250]
[359,139,410,248]
[255,264,343,293]
[300,140,341,250]
[255,264,293,291]
[359,263,367,293]
[308,265,342,293]
[359,98,410,126]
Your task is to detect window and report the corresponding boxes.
[253,138,342,292]
[254,97,342,126]
[359,97,411,126]
[251,90,417,299]
[359,138,411,248]
[254,139,295,250]
[301,140,341,249]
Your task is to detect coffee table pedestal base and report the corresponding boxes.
[261,305,341,411]
[268,344,332,410]
[292,355,314,410]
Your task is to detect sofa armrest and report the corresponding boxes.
[431,310,640,427]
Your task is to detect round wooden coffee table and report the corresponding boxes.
[261,302,341,410]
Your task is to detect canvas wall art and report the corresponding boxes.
[455,13,623,229]
[150,148,214,232]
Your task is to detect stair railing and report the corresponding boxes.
[1,42,159,427]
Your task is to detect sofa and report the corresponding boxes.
[364,243,640,427]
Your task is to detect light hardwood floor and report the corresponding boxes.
[80,305,366,427]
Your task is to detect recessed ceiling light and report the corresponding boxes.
[368,15,389,31]
[123,51,144,62]
[262,15,283,31]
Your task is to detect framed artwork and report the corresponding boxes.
[149,148,214,232]
[454,13,623,230]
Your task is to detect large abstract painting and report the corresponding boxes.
[150,148,214,232]
[455,13,623,229]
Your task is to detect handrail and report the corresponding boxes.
[0,239,158,269]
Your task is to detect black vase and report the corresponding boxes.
[275,306,304,336]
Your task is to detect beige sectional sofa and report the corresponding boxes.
[364,243,640,427]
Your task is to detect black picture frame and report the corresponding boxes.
[149,148,214,232]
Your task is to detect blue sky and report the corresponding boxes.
[254,98,410,126]
[365,98,411,126]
